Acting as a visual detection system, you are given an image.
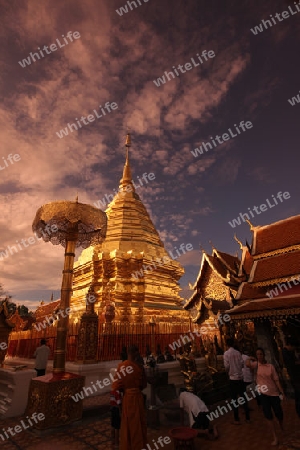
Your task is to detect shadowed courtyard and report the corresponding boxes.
[0,394,299,450]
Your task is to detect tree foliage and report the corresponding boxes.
[0,284,33,317]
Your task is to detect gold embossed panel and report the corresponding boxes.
[26,373,85,428]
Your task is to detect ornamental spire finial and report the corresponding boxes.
[125,132,131,148]
[119,133,134,191]
[234,234,243,249]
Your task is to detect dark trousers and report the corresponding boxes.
[260,394,283,421]
[35,368,46,377]
[292,383,300,418]
[244,381,260,406]
[229,379,250,421]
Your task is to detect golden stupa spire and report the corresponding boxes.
[119,133,134,191]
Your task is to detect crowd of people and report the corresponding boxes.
[32,336,299,449]
[110,337,299,449]
[224,337,300,446]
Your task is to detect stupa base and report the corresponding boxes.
[26,372,85,429]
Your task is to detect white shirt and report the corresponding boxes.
[223,347,243,380]
[179,392,208,427]
[242,354,253,383]
[34,345,50,370]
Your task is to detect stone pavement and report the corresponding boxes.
[0,395,299,450]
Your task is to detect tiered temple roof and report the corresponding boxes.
[185,214,300,323]
[184,248,239,323]
[228,215,300,319]
[34,299,61,325]
[8,309,35,331]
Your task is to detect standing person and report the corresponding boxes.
[242,349,260,407]
[120,346,128,362]
[110,369,122,449]
[282,338,300,418]
[34,339,50,376]
[135,350,144,367]
[247,347,285,446]
[112,345,147,450]
[179,390,218,440]
[223,338,250,424]
[242,349,254,389]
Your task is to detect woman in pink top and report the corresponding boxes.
[247,347,285,446]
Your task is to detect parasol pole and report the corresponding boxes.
[53,232,77,373]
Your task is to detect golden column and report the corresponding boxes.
[32,200,107,372]
[26,199,107,428]
[54,228,77,372]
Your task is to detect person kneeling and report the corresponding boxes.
[179,391,218,440]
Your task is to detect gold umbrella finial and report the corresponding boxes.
[125,132,131,148]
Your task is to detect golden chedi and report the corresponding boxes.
[71,134,188,325]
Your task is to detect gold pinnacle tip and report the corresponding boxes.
[125,133,131,147]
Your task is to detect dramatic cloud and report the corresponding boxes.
[0,0,299,307]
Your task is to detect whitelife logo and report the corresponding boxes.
[228,191,291,228]
[116,0,150,16]
[250,3,300,35]
[55,101,118,139]
[206,385,268,421]
[169,314,231,351]
[288,90,300,106]
[18,31,81,68]
[131,244,193,280]
[0,413,45,442]
[191,121,253,157]
[153,50,215,87]
[0,342,8,351]
[0,153,21,171]
[94,172,155,209]
[34,293,97,331]
[142,435,171,450]
[0,225,58,262]
[266,276,300,298]
[71,365,134,402]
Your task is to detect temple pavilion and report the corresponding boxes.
[185,215,300,370]
[184,247,242,351]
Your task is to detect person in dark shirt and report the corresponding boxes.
[282,337,300,418]
[120,346,128,362]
